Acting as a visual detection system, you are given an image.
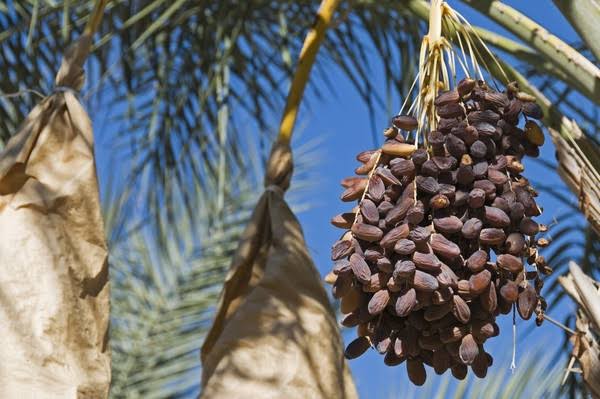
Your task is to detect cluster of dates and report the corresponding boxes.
[329,78,551,385]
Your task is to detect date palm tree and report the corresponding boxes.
[1,0,599,397]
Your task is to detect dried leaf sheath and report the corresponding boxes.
[559,262,600,398]
[201,144,357,399]
[0,34,110,398]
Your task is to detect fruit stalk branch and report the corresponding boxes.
[418,0,447,138]
[276,0,341,145]
[84,0,109,36]
[427,0,443,45]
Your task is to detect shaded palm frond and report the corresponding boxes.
[106,168,259,398]
[109,218,249,398]
[552,0,600,63]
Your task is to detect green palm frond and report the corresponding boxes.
[106,172,258,397]
[552,0,600,63]
[109,221,244,398]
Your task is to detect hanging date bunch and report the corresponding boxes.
[326,0,552,385]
